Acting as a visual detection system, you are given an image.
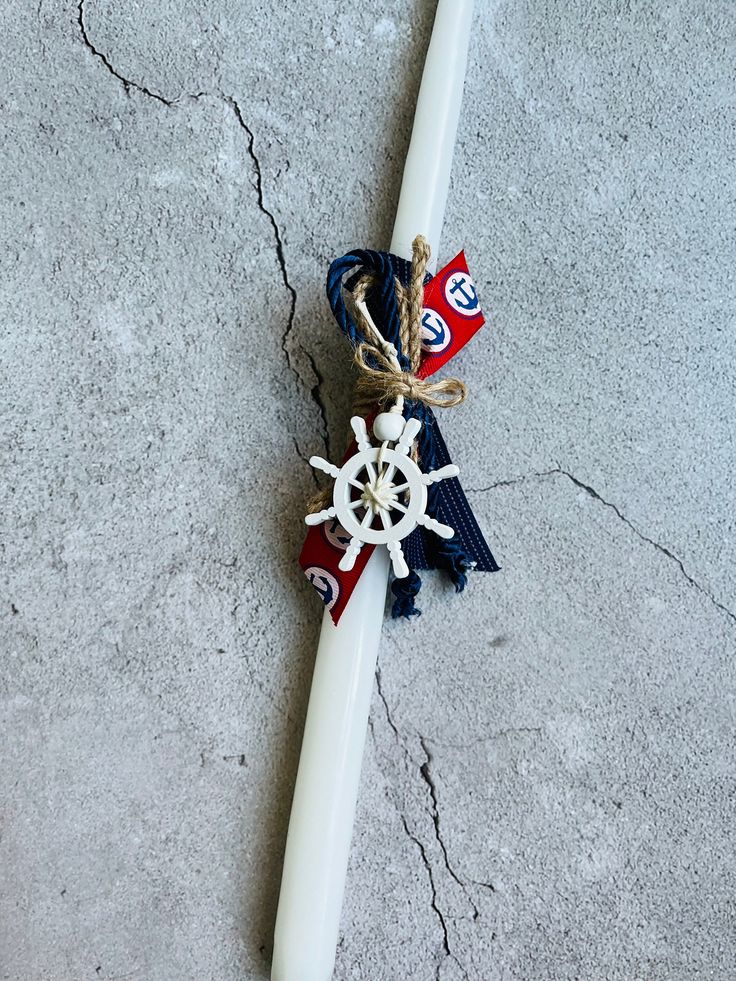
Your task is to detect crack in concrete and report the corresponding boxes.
[468,467,736,626]
[399,814,460,981]
[303,349,332,462]
[375,665,401,742]
[374,668,478,978]
[220,98,330,459]
[292,437,320,492]
[225,99,297,365]
[439,726,544,754]
[466,469,559,494]
[555,469,736,626]
[420,736,487,917]
[77,0,174,105]
[75,7,330,459]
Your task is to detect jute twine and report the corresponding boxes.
[307,235,467,514]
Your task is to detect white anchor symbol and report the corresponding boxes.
[305,567,339,609]
[448,275,479,311]
[420,309,451,353]
[421,311,445,345]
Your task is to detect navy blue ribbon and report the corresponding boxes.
[326,248,499,617]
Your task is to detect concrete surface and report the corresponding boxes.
[1,1,734,979]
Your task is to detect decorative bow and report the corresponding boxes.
[299,238,499,624]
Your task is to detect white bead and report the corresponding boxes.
[372,412,405,443]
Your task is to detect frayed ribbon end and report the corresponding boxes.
[391,571,423,619]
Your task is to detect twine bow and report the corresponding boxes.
[352,341,467,411]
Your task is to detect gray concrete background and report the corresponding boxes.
[1,1,734,979]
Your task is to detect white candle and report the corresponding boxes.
[271,4,475,980]
[390,0,475,271]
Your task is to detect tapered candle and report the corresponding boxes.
[271,4,475,980]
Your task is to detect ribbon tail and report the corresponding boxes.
[403,407,500,575]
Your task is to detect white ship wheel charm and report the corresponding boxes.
[305,413,459,578]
